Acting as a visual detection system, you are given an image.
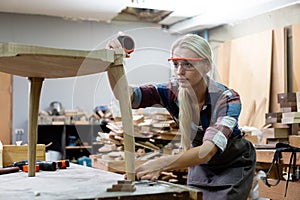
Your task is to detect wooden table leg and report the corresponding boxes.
[28,77,44,177]
[107,65,135,181]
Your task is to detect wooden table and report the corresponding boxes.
[0,163,200,200]
[0,43,135,180]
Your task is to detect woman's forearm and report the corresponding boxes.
[162,141,218,171]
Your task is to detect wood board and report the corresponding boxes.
[228,30,273,128]
[216,41,231,86]
[91,155,147,174]
[270,28,288,113]
[292,24,300,92]
[0,72,12,145]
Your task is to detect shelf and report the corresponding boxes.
[38,124,106,160]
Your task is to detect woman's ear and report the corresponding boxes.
[201,61,211,74]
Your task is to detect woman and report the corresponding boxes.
[106,33,256,200]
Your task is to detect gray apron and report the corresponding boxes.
[188,127,256,200]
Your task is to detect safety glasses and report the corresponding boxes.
[168,57,205,71]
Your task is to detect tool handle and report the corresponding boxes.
[0,166,20,175]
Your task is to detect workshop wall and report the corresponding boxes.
[0,12,180,144]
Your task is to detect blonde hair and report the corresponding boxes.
[174,34,211,151]
[178,88,192,151]
[171,34,213,66]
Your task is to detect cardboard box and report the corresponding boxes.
[3,144,46,167]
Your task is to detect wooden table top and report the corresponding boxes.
[256,148,300,165]
[0,164,194,200]
[0,43,124,78]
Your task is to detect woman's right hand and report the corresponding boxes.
[106,32,132,58]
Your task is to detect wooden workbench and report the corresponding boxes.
[255,146,300,200]
[256,148,300,165]
[0,164,199,200]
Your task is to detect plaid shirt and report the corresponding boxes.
[132,77,242,152]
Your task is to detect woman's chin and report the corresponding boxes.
[178,82,190,88]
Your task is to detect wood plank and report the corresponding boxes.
[216,41,231,86]
[292,24,300,92]
[107,64,136,181]
[270,27,287,113]
[0,43,121,78]
[91,155,147,174]
[0,72,12,145]
[228,30,272,128]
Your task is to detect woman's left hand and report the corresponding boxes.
[135,159,163,181]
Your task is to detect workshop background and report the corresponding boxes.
[1,1,300,199]
[0,0,299,144]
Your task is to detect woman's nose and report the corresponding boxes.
[175,65,185,74]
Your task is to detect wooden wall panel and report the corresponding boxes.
[228,30,273,129]
[216,41,231,86]
[0,72,12,144]
[292,24,300,92]
[270,28,288,113]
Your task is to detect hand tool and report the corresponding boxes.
[22,164,40,172]
[14,160,56,171]
[0,166,20,175]
[56,159,70,169]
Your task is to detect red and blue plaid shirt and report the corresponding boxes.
[132,76,242,152]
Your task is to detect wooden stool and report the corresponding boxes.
[0,43,135,180]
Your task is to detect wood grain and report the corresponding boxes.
[292,24,300,92]
[0,43,126,177]
[270,28,287,113]
[228,30,272,128]
[107,63,135,181]
[0,43,116,78]
[0,72,12,145]
[216,41,231,86]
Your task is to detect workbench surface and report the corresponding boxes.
[0,164,193,200]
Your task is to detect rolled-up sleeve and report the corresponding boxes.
[203,89,241,152]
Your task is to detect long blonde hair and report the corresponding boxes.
[174,34,213,151]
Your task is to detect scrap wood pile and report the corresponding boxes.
[95,108,182,155]
[106,108,181,144]
[92,108,187,184]
[245,91,300,147]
